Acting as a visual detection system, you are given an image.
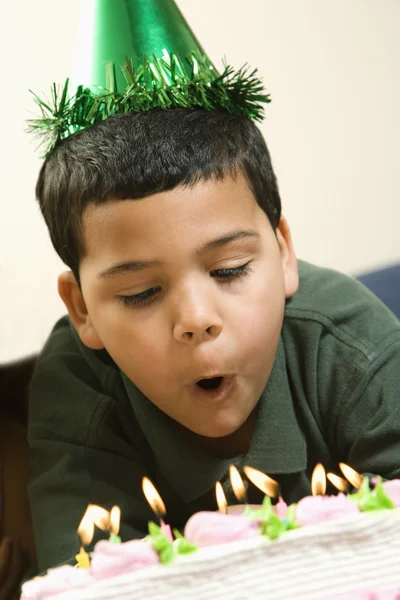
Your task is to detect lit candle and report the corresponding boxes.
[243,466,280,498]
[142,477,173,541]
[215,481,228,514]
[327,472,348,493]
[311,463,326,496]
[229,465,247,504]
[109,506,121,543]
[86,504,110,532]
[339,463,363,490]
[83,503,121,543]
[296,464,360,526]
[76,507,95,569]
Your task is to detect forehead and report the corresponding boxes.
[81,175,265,263]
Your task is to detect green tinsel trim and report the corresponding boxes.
[27,51,270,158]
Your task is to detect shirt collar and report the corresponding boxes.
[122,337,306,502]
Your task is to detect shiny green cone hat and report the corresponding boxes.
[28,0,271,157]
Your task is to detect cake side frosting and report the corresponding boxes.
[22,509,400,600]
[21,478,400,600]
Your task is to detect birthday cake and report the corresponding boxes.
[21,475,400,600]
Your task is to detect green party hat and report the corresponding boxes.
[72,0,210,92]
[28,0,271,157]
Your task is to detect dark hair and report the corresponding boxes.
[36,108,282,283]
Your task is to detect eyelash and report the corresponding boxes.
[117,262,252,308]
[211,262,252,282]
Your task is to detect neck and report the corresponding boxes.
[170,407,259,459]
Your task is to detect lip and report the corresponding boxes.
[193,373,230,384]
[189,375,237,404]
[188,370,234,385]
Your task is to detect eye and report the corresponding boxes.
[211,262,252,282]
[117,286,160,308]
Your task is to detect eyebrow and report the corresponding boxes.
[196,229,260,255]
[97,229,260,279]
[97,260,162,279]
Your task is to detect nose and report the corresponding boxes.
[172,284,223,344]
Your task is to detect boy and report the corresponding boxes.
[29,107,400,573]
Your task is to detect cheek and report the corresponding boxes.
[97,310,136,347]
[247,264,285,321]
[237,270,285,354]
[97,312,172,382]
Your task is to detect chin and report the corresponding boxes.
[191,419,245,439]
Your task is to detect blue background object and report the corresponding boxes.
[357,264,400,319]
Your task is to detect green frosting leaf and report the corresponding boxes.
[260,513,285,540]
[146,522,197,564]
[148,521,161,537]
[174,538,198,555]
[159,545,176,564]
[151,536,170,552]
[172,528,197,554]
[245,497,299,539]
[172,528,184,539]
[372,481,394,510]
[348,477,372,510]
[245,495,274,521]
[284,503,299,531]
[147,522,175,564]
[348,477,395,512]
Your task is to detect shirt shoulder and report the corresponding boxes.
[37,315,118,390]
[29,316,131,447]
[281,262,400,472]
[284,260,400,360]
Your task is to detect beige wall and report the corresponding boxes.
[1,0,399,361]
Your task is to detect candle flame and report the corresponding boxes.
[327,472,348,493]
[215,481,228,513]
[77,507,95,547]
[85,504,110,532]
[243,466,279,498]
[109,506,121,536]
[311,463,326,496]
[339,463,362,489]
[142,477,166,518]
[229,465,247,503]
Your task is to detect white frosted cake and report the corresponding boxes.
[21,480,400,600]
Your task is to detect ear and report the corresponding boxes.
[276,216,299,299]
[58,271,104,350]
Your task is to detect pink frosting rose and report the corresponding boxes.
[296,493,360,526]
[21,565,93,600]
[90,539,159,580]
[184,511,259,547]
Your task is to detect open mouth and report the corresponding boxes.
[196,376,224,390]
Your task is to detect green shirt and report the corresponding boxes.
[28,261,400,572]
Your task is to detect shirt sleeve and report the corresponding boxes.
[334,333,400,479]
[28,319,156,573]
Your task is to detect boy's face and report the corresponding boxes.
[60,174,298,439]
